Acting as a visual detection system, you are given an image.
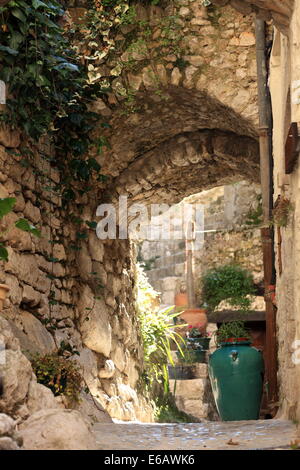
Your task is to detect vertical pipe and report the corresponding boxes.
[255,19,278,414]
[255,19,273,222]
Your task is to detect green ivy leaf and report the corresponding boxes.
[76,231,88,240]
[0,45,19,56]
[0,244,8,261]
[85,221,97,229]
[15,218,41,238]
[0,198,16,219]
[88,158,101,171]
[9,31,24,50]
[53,63,79,73]
[20,159,30,168]
[11,8,27,22]
[32,0,48,9]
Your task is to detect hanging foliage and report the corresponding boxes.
[0,0,107,197]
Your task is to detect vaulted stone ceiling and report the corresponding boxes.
[99,86,260,207]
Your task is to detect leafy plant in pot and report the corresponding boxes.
[202,264,255,313]
[186,324,211,351]
[176,324,211,364]
[208,321,264,421]
[214,320,251,345]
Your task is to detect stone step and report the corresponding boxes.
[174,396,209,421]
[154,251,186,269]
[169,378,206,400]
[147,267,180,283]
[170,353,209,377]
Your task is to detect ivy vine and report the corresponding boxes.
[0,0,108,202]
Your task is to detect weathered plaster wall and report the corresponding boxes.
[268,0,300,421]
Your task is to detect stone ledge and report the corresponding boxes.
[208,309,266,323]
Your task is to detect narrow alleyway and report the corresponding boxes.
[94,420,296,451]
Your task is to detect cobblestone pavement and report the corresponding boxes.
[94,420,297,450]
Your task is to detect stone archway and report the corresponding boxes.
[98,86,260,206]
[78,0,262,204]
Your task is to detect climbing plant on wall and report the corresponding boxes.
[0,197,41,261]
[74,0,184,98]
[0,0,107,201]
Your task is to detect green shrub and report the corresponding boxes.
[31,353,83,404]
[215,320,251,346]
[0,0,106,203]
[202,264,255,312]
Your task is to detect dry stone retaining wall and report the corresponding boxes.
[0,131,153,423]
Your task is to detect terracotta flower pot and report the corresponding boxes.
[174,292,188,308]
[179,308,207,333]
[0,284,9,311]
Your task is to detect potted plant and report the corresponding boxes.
[179,306,208,332]
[208,321,264,421]
[177,347,206,364]
[176,324,211,364]
[202,264,255,313]
[186,324,211,351]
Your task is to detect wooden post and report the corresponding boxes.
[261,227,278,413]
[185,220,196,309]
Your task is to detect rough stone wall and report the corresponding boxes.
[0,131,153,423]
[82,1,260,206]
[210,0,294,34]
[0,0,265,428]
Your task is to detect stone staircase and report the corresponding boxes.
[145,250,186,304]
[147,251,185,287]
[168,352,219,422]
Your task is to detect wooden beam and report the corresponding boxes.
[208,310,266,323]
